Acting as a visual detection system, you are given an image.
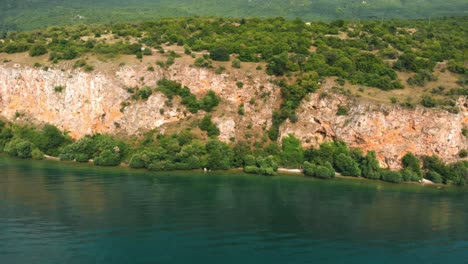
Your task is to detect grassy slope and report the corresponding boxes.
[1,0,467,31]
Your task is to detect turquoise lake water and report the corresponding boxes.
[0,156,467,263]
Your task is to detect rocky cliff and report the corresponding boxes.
[0,61,466,169]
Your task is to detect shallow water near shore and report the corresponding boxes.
[0,156,467,263]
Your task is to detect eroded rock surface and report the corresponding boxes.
[0,63,466,169]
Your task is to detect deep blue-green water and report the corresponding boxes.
[0,156,467,263]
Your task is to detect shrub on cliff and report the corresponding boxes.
[402,152,422,177]
[380,170,403,183]
[199,115,220,137]
[199,90,220,112]
[132,86,153,100]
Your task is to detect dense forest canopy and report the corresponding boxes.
[1,0,467,31]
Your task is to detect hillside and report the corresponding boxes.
[0,17,466,183]
[1,0,467,31]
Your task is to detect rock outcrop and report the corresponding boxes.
[281,92,467,169]
[0,62,466,169]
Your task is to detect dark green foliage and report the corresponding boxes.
[3,41,29,53]
[31,148,44,160]
[361,151,380,179]
[209,46,230,61]
[133,86,153,100]
[422,155,449,180]
[280,134,304,168]
[205,139,232,170]
[4,138,34,159]
[267,52,288,76]
[402,169,421,182]
[244,155,278,176]
[303,161,335,179]
[194,57,212,68]
[231,59,241,68]
[381,170,403,183]
[199,115,220,137]
[459,149,468,158]
[129,151,151,169]
[32,124,72,156]
[448,161,468,186]
[54,86,65,93]
[447,61,465,74]
[336,105,348,116]
[157,79,219,113]
[231,141,251,167]
[75,153,89,163]
[334,153,361,177]
[3,124,71,157]
[402,152,422,177]
[94,149,121,166]
[199,90,220,112]
[407,70,437,87]
[59,137,95,161]
[394,53,434,72]
[142,48,152,56]
[426,171,443,183]
[420,95,437,108]
[59,134,126,166]
[29,44,47,57]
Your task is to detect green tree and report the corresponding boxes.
[29,44,47,57]
[280,134,304,168]
[401,152,422,177]
[205,139,232,170]
[267,52,288,76]
[334,153,361,176]
[361,151,380,179]
[209,46,230,61]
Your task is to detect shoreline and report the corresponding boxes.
[40,154,440,187]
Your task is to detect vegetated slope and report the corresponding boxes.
[1,0,468,31]
[0,17,466,171]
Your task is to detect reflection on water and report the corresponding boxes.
[0,156,467,263]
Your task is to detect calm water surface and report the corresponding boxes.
[0,156,467,263]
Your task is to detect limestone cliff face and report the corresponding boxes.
[0,63,466,169]
[281,91,467,169]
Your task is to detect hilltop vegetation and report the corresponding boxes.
[1,0,467,31]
